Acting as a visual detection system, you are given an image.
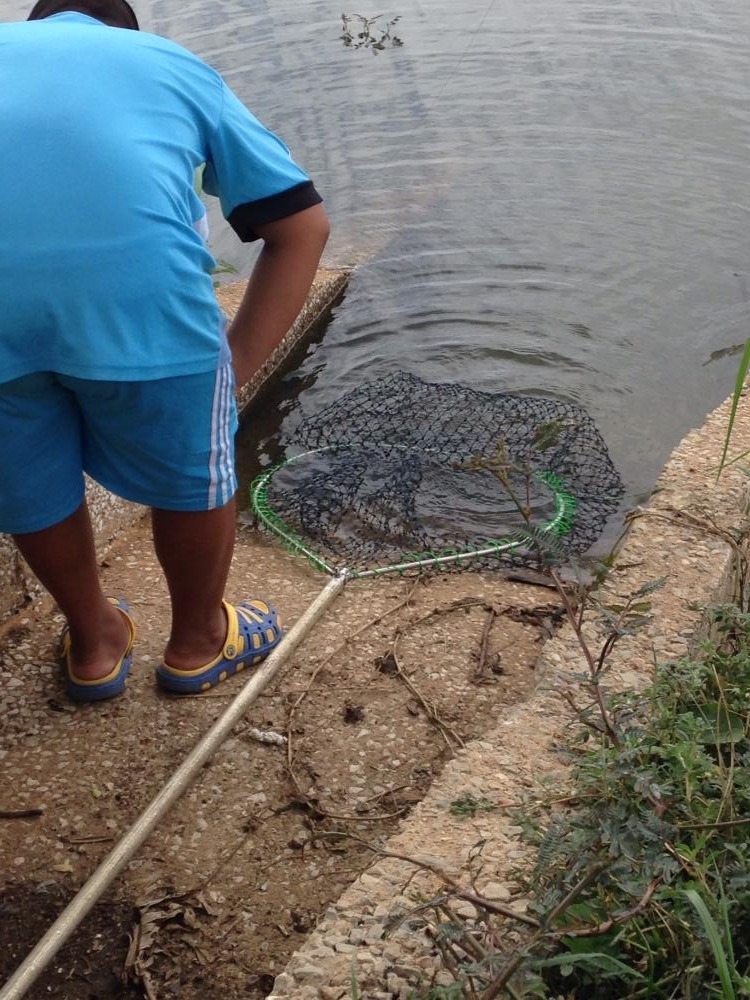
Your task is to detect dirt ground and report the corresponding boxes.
[0,516,561,999]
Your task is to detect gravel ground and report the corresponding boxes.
[0,518,556,998]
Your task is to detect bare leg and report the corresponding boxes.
[151,500,236,670]
[12,503,130,680]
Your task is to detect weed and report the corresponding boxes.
[717,338,750,477]
[449,794,498,818]
[340,13,403,53]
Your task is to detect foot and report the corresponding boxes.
[163,605,228,672]
[62,599,136,702]
[157,600,283,694]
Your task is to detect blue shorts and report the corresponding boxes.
[0,361,238,535]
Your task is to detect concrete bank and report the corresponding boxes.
[265,391,750,1000]
[0,267,348,622]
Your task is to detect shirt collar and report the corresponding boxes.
[46,12,107,26]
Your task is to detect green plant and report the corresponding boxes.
[516,604,750,997]
[211,258,238,289]
[350,958,360,999]
[684,889,736,999]
[392,603,750,998]
[449,794,498,818]
[716,338,750,478]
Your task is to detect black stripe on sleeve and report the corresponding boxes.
[227,180,323,242]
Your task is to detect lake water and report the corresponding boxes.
[4,0,750,542]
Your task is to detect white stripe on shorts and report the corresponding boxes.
[219,364,232,505]
[208,362,234,509]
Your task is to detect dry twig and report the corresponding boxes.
[0,807,44,819]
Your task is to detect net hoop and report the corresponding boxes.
[250,444,577,579]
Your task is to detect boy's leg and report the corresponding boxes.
[69,362,248,679]
[151,501,236,669]
[13,502,131,680]
[0,373,131,682]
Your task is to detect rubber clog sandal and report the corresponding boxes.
[155,599,283,695]
[61,598,136,703]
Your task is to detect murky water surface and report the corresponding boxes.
[5,0,750,539]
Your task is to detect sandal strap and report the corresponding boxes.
[224,600,279,659]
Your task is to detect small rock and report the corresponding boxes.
[289,827,311,850]
[386,973,406,994]
[364,923,384,944]
[481,881,511,903]
[293,963,325,985]
[390,963,420,982]
[435,970,456,988]
[268,971,293,993]
[320,988,349,1000]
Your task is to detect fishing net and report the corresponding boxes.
[250,372,623,577]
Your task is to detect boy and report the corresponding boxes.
[0,0,330,700]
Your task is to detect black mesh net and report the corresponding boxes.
[251,372,624,576]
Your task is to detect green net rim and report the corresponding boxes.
[249,445,578,578]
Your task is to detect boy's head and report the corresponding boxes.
[27,0,139,29]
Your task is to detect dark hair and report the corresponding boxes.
[28,0,139,29]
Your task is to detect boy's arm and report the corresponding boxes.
[227,203,330,387]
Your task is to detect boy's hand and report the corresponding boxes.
[227,203,330,387]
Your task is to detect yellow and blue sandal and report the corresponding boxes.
[61,598,136,703]
[155,599,283,695]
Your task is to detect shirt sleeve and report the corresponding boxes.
[202,81,323,242]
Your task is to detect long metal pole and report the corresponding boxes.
[0,572,347,1000]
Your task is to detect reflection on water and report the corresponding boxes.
[2,0,749,544]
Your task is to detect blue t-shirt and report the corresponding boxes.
[0,12,322,383]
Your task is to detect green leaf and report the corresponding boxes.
[684,889,736,1000]
[693,702,746,744]
[717,338,750,479]
[533,952,644,980]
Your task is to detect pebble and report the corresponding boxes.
[289,828,311,849]
[332,941,356,954]
[481,881,512,902]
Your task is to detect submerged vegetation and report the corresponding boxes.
[340,13,403,52]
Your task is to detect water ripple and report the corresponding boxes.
[0,0,747,514]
